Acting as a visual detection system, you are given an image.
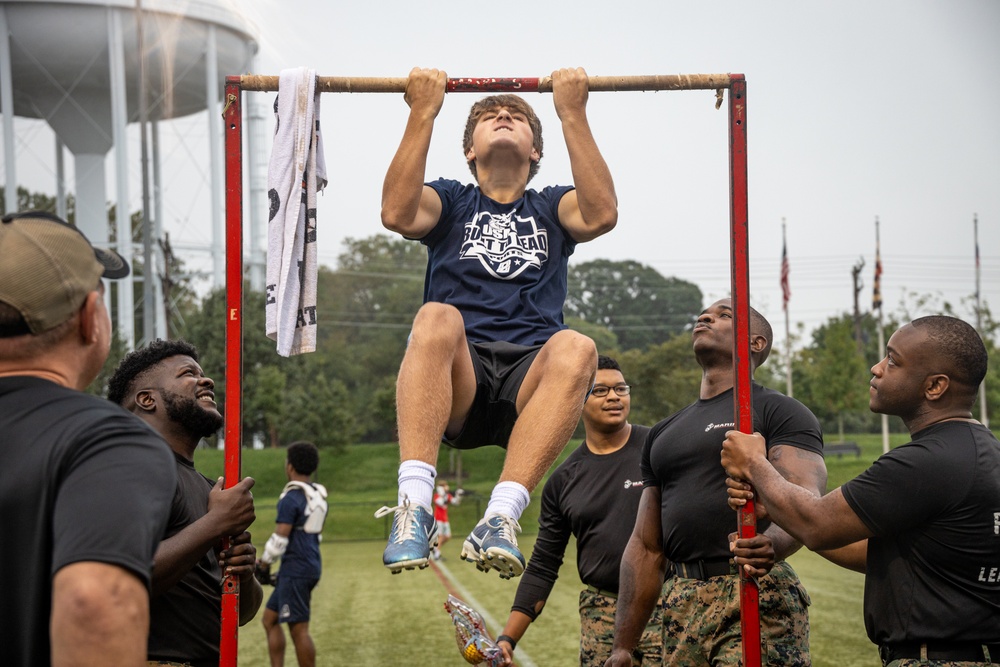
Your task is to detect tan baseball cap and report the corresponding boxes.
[0,211,130,334]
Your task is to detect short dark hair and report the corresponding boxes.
[462,94,543,183]
[911,316,988,388]
[597,355,621,372]
[287,441,319,475]
[107,339,199,406]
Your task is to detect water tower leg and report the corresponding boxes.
[206,24,224,289]
[108,7,134,348]
[152,119,167,340]
[0,7,16,214]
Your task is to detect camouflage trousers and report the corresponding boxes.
[579,586,664,666]
[661,560,811,666]
[885,662,997,667]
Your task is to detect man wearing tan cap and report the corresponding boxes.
[0,211,176,667]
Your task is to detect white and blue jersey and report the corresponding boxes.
[275,488,322,579]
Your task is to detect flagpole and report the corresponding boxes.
[975,213,989,428]
[875,217,890,453]
[782,219,793,397]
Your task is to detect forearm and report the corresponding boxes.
[764,445,827,557]
[152,518,224,596]
[817,540,868,574]
[612,539,665,653]
[562,114,617,236]
[500,610,533,645]
[762,521,802,562]
[748,458,840,550]
[381,112,436,232]
[238,576,264,625]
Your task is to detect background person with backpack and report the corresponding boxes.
[259,441,328,667]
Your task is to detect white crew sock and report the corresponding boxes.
[398,460,436,511]
[485,481,531,521]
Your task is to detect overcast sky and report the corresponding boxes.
[9,0,999,346]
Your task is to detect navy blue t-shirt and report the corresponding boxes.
[275,488,322,579]
[420,178,576,346]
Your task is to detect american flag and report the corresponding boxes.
[780,238,791,310]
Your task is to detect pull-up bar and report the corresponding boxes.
[220,72,757,667]
[234,73,735,94]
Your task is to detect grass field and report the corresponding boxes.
[192,433,931,666]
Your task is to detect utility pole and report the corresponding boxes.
[975,213,989,428]
[158,232,174,340]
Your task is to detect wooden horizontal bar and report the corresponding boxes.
[235,73,735,93]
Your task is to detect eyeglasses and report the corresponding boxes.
[590,385,631,398]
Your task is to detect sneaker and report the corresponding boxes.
[460,514,525,579]
[374,496,438,574]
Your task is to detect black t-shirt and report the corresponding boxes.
[642,383,823,563]
[841,420,1000,644]
[513,425,651,618]
[148,454,224,666]
[0,376,175,667]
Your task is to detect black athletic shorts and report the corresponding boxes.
[444,341,542,450]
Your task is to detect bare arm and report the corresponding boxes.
[51,562,149,666]
[722,432,873,550]
[606,487,666,667]
[761,444,828,560]
[152,476,256,596]
[551,67,618,243]
[497,610,533,666]
[381,67,445,238]
[817,540,868,573]
[726,476,869,573]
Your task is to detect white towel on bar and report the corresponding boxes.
[265,67,327,356]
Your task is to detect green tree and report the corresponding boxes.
[619,333,702,427]
[244,365,288,448]
[566,259,702,351]
[281,374,356,452]
[796,315,872,439]
[318,235,425,441]
[0,187,69,217]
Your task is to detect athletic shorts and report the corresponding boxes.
[437,520,452,538]
[266,575,319,624]
[444,341,542,450]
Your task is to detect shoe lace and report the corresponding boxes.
[374,496,419,545]
[490,514,522,543]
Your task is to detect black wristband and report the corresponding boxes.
[497,634,517,651]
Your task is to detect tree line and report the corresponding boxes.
[171,234,998,449]
[3,188,995,448]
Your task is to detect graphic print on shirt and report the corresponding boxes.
[460,208,549,279]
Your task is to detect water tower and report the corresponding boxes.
[0,0,265,345]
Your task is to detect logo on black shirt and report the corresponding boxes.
[624,480,644,490]
[705,421,736,433]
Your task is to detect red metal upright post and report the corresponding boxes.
[728,75,761,667]
[220,76,244,667]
